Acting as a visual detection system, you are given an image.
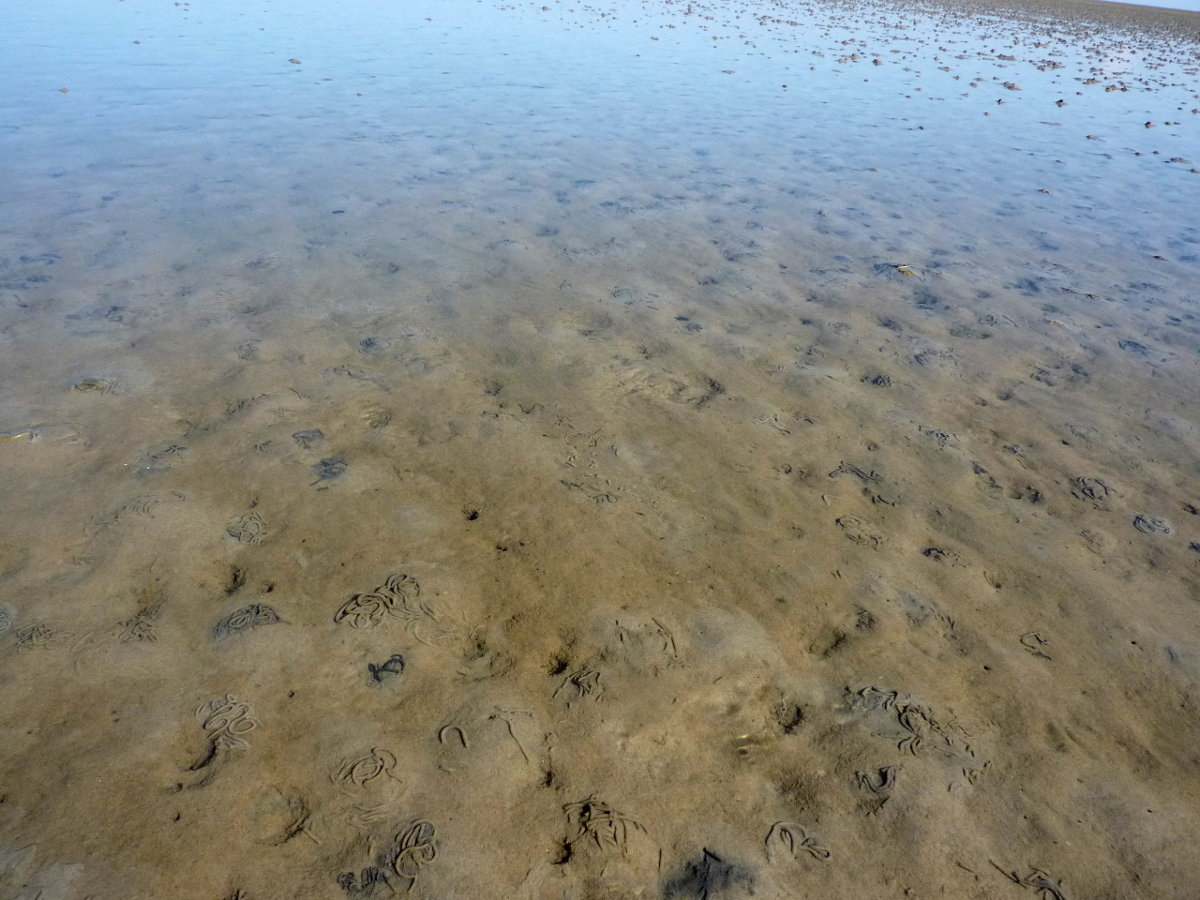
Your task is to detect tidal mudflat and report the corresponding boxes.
[1,0,1198,897]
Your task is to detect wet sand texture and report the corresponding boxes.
[1,0,1199,897]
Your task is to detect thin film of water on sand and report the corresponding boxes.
[0,0,1198,897]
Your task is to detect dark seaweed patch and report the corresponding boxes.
[312,457,348,481]
[292,429,324,449]
[663,848,753,900]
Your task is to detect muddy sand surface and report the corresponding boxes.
[1,0,1199,897]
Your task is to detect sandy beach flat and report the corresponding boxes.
[0,0,1198,897]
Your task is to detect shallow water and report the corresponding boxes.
[1,0,1199,898]
[1101,0,1200,11]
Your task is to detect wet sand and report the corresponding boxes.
[1,0,1199,897]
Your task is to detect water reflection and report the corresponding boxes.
[0,0,1198,897]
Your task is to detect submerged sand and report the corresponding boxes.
[1,0,1199,897]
